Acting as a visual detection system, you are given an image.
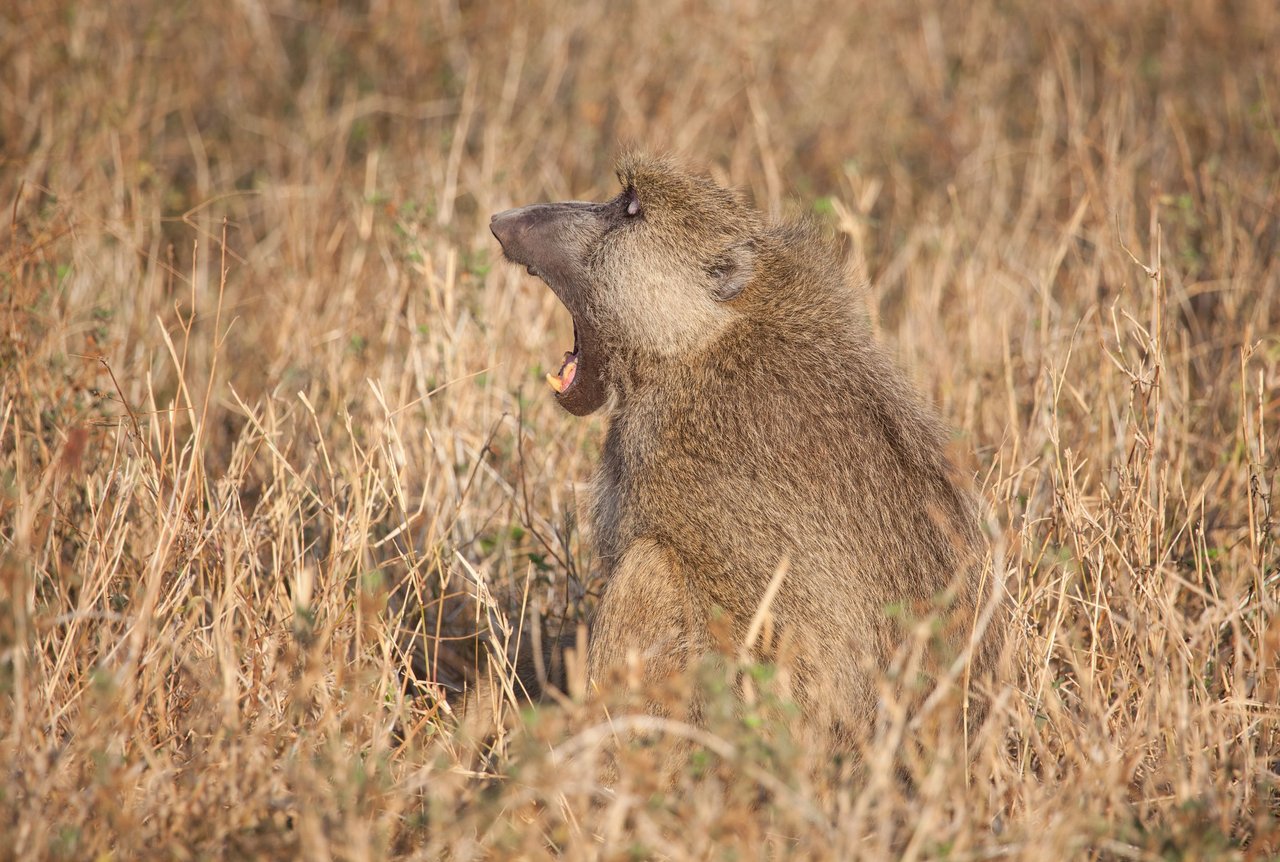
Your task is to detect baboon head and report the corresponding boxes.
[490,154,762,415]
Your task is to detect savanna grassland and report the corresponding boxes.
[2,0,1279,858]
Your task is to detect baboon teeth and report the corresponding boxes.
[545,356,578,393]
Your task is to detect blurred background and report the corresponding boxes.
[2,0,1278,857]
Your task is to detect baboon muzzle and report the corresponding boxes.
[490,202,607,292]
[490,202,610,416]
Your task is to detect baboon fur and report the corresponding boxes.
[480,154,1003,759]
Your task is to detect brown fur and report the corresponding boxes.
[483,154,1004,757]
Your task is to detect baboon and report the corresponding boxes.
[482,154,1003,757]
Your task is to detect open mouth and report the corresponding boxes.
[546,326,579,394]
[523,266,603,414]
[491,204,609,416]
[524,265,580,396]
[519,263,581,394]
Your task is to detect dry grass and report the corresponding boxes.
[3,0,1279,858]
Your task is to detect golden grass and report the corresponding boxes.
[2,0,1278,857]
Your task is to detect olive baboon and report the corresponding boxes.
[483,154,1002,754]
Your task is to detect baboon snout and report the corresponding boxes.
[490,202,604,283]
[488,207,537,265]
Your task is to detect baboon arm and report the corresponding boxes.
[587,539,693,691]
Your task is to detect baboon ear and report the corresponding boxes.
[708,240,755,302]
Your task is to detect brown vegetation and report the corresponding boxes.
[2,0,1278,858]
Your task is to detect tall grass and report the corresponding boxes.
[2,0,1278,857]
